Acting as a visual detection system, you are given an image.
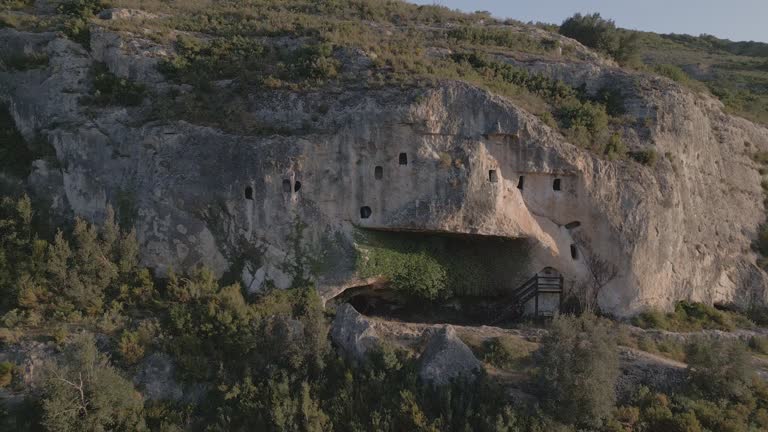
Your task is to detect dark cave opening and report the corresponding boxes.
[244,186,253,200]
[399,152,408,165]
[339,230,534,325]
[375,166,383,180]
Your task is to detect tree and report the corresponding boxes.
[536,314,619,427]
[560,13,618,53]
[559,13,640,66]
[685,338,754,399]
[40,333,146,432]
[585,253,619,312]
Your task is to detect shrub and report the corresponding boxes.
[389,252,448,300]
[632,302,753,332]
[629,149,658,166]
[536,314,619,427]
[0,361,13,388]
[448,26,550,53]
[654,64,690,83]
[83,63,145,107]
[57,0,109,48]
[40,333,146,431]
[559,13,618,53]
[748,335,768,355]
[479,336,535,370]
[557,99,609,137]
[685,338,754,399]
[605,132,627,160]
[118,330,145,365]
[559,13,640,65]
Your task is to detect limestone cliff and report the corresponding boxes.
[2,10,768,316]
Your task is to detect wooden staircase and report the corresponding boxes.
[491,272,564,323]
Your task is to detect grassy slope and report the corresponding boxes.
[636,31,768,125]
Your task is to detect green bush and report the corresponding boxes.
[118,330,144,365]
[632,302,754,332]
[654,64,690,83]
[536,314,619,427]
[478,336,536,370]
[685,338,754,399]
[0,361,13,388]
[390,252,448,300]
[559,13,639,65]
[57,0,109,48]
[748,335,768,355]
[448,26,551,53]
[604,132,627,160]
[83,63,145,107]
[40,333,146,432]
[629,149,658,166]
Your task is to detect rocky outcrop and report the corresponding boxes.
[330,304,380,361]
[1,15,768,316]
[133,352,206,403]
[418,325,482,385]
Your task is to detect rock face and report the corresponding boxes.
[418,325,482,385]
[133,353,183,401]
[330,304,380,361]
[1,19,768,316]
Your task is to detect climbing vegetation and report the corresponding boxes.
[356,230,530,299]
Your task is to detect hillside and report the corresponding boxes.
[2,1,768,431]
[636,32,768,125]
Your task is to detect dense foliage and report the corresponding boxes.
[356,230,530,299]
[536,314,619,427]
[558,13,640,66]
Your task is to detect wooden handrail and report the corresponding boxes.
[492,273,564,324]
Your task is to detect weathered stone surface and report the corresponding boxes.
[418,325,482,385]
[1,21,768,316]
[0,339,56,389]
[133,353,183,401]
[133,352,207,403]
[330,304,380,361]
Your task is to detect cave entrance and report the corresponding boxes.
[337,230,533,325]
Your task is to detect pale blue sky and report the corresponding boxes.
[410,0,768,43]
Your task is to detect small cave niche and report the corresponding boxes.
[294,181,302,192]
[553,178,562,191]
[360,206,372,219]
[399,153,408,165]
[570,244,579,260]
[488,170,498,183]
[244,186,253,200]
[375,166,383,180]
[517,176,525,190]
[565,221,581,230]
[282,179,292,193]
